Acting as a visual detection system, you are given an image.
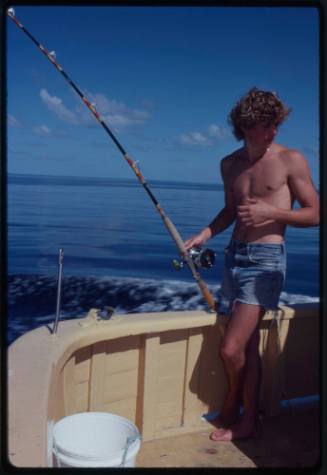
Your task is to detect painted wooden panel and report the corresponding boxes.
[197,325,227,413]
[89,341,106,411]
[62,346,92,414]
[89,336,141,420]
[281,317,319,398]
[74,380,90,413]
[102,397,138,423]
[141,334,160,440]
[154,330,188,433]
[74,346,92,383]
[59,307,320,444]
[63,354,76,414]
[183,329,208,426]
[157,376,184,403]
[156,400,183,419]
[155,414,181,431]
[103,369,139,403]
[103,337,140,373]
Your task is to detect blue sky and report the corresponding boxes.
[7,5,320,185]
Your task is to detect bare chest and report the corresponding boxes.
[230,159,288,203]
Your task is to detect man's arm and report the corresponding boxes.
[184,157,236,250]
[275,151,319,226]
[237,151,319,228]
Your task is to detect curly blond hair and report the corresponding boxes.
[229,87,291,141]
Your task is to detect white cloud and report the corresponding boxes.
[40,89,79,124]
[84,92,151,130]
[33,124,52,136]
[8,114,22,127]
[40,88,151,132]
[179,131,211,146]
[178,123,230,147]
[208,124,229,139]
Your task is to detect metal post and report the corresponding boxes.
[53,248,64,335]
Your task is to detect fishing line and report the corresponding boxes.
[7,8,217,312]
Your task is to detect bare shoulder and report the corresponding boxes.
[274,145,309,172]
[220,148,243,175]
[276,144,305,163]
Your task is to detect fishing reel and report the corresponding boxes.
[173,247,216,271]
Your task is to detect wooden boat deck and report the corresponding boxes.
[8,305,320,468]
[137,405,320,468]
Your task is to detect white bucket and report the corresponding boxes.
[52,412,141,467]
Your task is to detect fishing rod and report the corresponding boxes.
[7,8,217,313]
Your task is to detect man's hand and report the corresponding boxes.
[237,198,277,227]
[184,228,212,251]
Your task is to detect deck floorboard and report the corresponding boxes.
[137,406,320,468]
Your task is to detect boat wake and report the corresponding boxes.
[8,274,319,344]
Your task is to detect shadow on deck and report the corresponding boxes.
[137,404,320,468]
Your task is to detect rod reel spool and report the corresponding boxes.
[173,247,216,271]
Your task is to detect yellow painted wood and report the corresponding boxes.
[89,337,141,420]
[74,346,91,383]
[261,317,290,416]
[281,316,319,399]
[197,325,227,413]
[75,380,90,413]
[183,329,208,427]
[89,341,107,411]
[8,304,319,467]
[103,369,139,403]
[154,330,188,434]
[101,397,137,422]
[141,333,160,441]
[63,355,76,414]
[103,336,140,372]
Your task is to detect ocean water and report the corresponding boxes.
[7,174,320,345]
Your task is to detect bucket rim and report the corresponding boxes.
[52,412,141,461]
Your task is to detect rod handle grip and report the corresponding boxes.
[198,280,217,313]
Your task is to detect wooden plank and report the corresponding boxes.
[89,338,141,413]
[105,335,140,354]
[140,333,160,441]
[74,346,91,384]
[102,397,138,423]
[261,318,290,416]
[75,381,90,412]
[135,336,146,433]
[155,414,181,431]
[103,369,139,403]
[158,352,187,377]
[159,329,189,346]
[197,325,227,412]
[63,355,76,414]
[157,330,188,431]
[157,376,184,403]
[281,317,319,398]
[183,328,208,426]
[89,341,107,411]
[104,336,140,374]
[156,400,183,419]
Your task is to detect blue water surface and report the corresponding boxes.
[7,174,320,344]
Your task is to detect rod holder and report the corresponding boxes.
[53,248,64,335]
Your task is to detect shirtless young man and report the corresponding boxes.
[184,88,319,441]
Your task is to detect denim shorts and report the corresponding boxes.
[217,240,286,316]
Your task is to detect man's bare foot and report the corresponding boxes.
[210,420,261,442]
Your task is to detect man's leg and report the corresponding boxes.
[242,323,262,426]
[210,302,265,440]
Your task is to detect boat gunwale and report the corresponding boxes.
[7,303,319,468]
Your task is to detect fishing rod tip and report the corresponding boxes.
[7,7,15,17]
